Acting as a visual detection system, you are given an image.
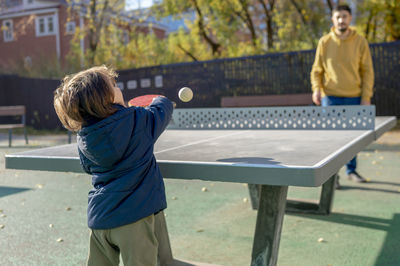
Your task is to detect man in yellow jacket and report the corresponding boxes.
[310,4,374,188]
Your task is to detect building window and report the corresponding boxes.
[23,0,34,5]
[2,19,14,42]
[36,15,56,36]
[66,21,76,34]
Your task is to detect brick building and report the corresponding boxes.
[0,0,167,69]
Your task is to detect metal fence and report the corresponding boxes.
[118,41,400,115]
[0,75,62,129]
[0,41,399,129]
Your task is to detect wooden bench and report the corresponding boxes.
[0,106,28,147]
[221,93,313,107]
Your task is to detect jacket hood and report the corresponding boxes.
[77,106,134,168]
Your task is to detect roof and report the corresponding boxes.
[0,0,169,33]
[0,0,66,16]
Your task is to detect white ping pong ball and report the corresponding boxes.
[178,87,193,102]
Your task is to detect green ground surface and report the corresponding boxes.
[0,132,399,266]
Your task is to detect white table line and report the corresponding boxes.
[155,131,247,154]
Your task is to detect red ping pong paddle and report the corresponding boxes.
[128,94,163,107]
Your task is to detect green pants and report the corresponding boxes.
[87,214,158,266]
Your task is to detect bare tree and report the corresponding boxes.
[257,0,276,50]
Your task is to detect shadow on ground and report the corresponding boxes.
[287,212,400,265]
[0,186,31,198]
[338,185,400,194]
[365,143,400,152]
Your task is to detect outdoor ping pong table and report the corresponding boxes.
[5,105,396,266]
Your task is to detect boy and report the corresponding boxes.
[54,65,174,266]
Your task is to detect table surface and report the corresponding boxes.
[5,116,396,187]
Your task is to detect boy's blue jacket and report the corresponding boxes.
[77,97,173,229]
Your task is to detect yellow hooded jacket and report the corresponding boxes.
[310,27,374,102]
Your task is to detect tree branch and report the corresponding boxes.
[190,0,221,55]
[177,43,198,61]
[257,0,275,50]
[237,0,257,47]
[288,0,317,48]
[364,9,375,40]
[326,0,334,13]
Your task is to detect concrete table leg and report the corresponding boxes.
[318,174,337,214]
[251,185,288,266]
[155,211,222,266]
[248,184,260,210]
[285,174,337,214]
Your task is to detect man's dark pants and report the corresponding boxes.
[321,96,361,175]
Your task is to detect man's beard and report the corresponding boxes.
[338,26,348,32]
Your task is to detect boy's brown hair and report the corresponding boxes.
[54,65,118,132]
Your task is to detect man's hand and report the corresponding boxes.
[312,90,321,105]
[361,99,371,105]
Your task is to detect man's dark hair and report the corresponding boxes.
[333,4,352,15]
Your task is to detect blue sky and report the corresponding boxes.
[126,0,154,10]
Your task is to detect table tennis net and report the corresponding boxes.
[168,106,375,130]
